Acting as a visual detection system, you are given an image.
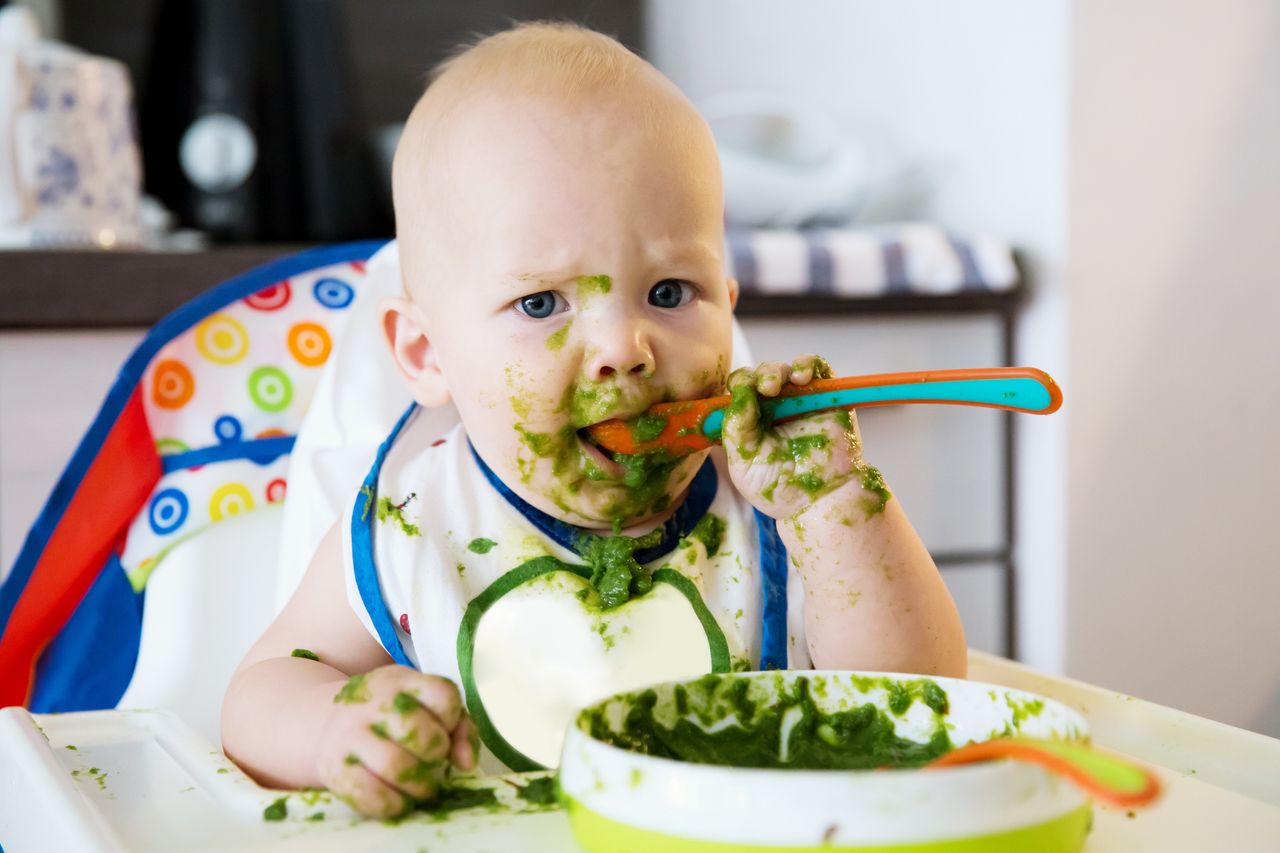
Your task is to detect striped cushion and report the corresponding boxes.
[727,223,1017,296]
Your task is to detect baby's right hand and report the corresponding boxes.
[316,665,478,819]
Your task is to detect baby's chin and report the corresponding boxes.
[510,451,705,534]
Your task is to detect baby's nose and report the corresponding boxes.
[586,327,654,381]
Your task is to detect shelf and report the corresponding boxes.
[0,246,310,330]
[0,246,1022,330]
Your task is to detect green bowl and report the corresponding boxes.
[559,671,1092,852]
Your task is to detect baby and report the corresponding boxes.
[221,22,966,818]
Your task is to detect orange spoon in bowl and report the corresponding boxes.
[928,737,1162,810]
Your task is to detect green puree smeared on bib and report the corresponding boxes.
[574,527,664,610]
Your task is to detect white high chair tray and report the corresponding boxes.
[1,652,1278,852]
[0,708,572,852]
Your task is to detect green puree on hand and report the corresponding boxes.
[333,673,370,704]
[858,464,890,515]
[581,673,953,770]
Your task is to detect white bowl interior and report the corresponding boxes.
[560,671,1092,849]
[578,670,1086,767]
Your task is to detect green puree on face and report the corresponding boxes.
[607,446,679,491]
[629,412,668,443]
[581,429,685,521]
[582,673,953,770]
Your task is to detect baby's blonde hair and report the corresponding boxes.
[392,22,683,291]
[429,21,646,96]
[395,21,659,178]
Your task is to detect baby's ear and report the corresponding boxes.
[726,276,740,310]
[378,295,452,407]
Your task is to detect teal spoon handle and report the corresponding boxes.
[701,372,1060,440]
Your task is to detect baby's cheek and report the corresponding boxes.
[670,357,731,400]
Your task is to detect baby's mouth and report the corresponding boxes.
[577,427,626,478]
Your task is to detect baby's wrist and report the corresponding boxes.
[788,460,892,527]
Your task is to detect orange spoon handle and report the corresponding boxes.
[928,738,1162,809]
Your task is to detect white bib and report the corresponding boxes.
[343,406,807,772]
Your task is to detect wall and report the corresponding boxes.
[0,332,145,576]
[646,0,1072,673]
[648,0,1280,737]
[1067,0,1280,736]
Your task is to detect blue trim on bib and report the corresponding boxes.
[351,404,418,668]
[754,510,790,670]
[468,443,717,562]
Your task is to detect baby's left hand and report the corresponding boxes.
[722,355,863,519]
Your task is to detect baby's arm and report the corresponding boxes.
[221,524,475,817]
[784,479,967,676]
[722,358,967,676]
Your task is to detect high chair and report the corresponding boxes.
[0,240,754,746]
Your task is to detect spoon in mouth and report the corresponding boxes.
[585,366,1062,458]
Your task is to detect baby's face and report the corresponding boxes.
[406,90,734,529]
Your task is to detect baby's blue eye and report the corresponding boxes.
[648,280,693,309]
[516,291,563,319]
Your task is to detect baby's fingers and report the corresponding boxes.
[450,717,480,772]
[789,354,834,386]
[391,672,464,732]
[319,734,419,819]
[755,361,792,397]
[789,360,814,387]
[373,698,453,762]
[723,368,763,458]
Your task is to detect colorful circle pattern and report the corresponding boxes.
[287,322,332,367]
[155,438,191,456]
[248,366,294,413]
[244,281,292,311]
[149,488,189,535]
[313,277,354,309]
[214,414,243,443]
[209,483,255,522]
[152,359,195,409]
[195,314,250,364]
[266,478,287,503]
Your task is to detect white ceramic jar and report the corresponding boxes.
[0,5,142,248]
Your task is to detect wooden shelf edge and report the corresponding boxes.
[0,247,1023,330]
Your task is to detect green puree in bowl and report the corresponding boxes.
[581,673,954,770]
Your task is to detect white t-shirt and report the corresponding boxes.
[343,405,807,772]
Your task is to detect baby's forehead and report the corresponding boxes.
[396,77,722,300]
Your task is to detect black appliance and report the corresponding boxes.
[139,0,381,241]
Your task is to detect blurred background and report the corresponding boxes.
[0,0,1275,740]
